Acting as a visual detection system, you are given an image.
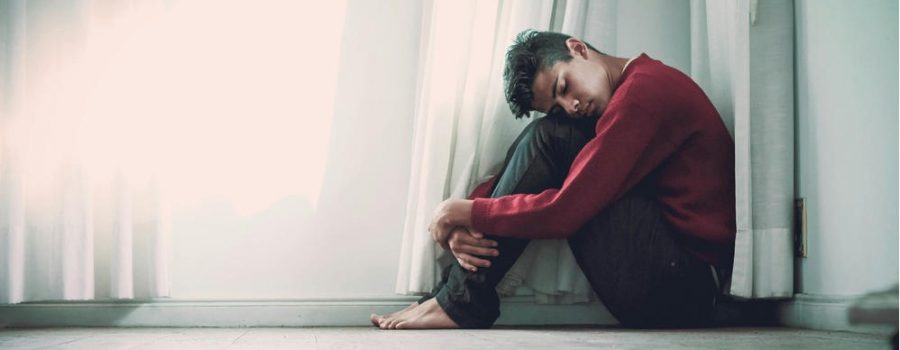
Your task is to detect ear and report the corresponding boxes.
[565,38,589,59]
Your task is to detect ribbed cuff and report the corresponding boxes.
[470,198,493,234]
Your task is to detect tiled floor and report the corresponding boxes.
[0,326,893,350]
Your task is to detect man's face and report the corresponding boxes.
[531,40,613,119]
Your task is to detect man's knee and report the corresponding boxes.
[528,114,593,144]
[520,115,595,162]
[518,116,558,153]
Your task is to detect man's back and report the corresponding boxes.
[604,54,736,264]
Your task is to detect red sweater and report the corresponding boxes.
[470,54,736,265]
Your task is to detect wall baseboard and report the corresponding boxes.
[7,293,898,332]
[0,296,616,328]
[778,293,897,335]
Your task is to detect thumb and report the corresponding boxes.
[469,229,484,239]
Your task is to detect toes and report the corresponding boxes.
[380,316,399,330]
[387,319,398,329]
[376,302,427,330]
[378,318,390,330]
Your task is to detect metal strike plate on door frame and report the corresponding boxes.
[794,198,808,258]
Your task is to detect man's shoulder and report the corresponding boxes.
[613,68,679,106]
[609,56,718,124]
[629,57,693,87]
[619,58,704,102]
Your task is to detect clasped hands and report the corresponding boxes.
[428,198,499,272]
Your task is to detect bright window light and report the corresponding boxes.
[14,0,348,216]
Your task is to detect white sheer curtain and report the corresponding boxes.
[0,0,348,304]
[395,0,599,303]
[397,0,795,301]
[691,0,795,299]
[0,0,172,304]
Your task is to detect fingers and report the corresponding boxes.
[456,243,498,257]
[453,233,498,253]
[457,259,482,272]
[457,257,479,272]
[466,235,499,249]
[448,230,500,272]
[453,230,496,246]
[456,252,491,271]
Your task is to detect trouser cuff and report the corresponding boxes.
[434,286,496,329]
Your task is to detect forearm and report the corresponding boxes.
[440,199,473,227]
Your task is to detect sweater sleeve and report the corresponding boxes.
[470,74,693,238]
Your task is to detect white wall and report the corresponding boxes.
[614,0,691,73]
[168,0,423,299]
[579,0,691,74]
[794,0,898,296]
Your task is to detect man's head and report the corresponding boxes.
[503,30,614,120]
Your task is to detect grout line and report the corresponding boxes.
[226,329,250,349]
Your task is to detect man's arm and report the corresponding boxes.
[444,75,694,239]
[431,177,498,270]
[472,109,678,237]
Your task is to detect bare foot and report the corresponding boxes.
[376,301,423,329]
[383,298,459,330]
[370,302,418,327]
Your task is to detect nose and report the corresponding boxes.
[562,98,581,116]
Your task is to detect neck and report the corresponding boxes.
[606,56,628,87]
[596,54,631,89]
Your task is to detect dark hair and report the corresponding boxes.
[502,30,602,119]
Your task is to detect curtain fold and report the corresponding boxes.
[0,0,170,304]
[691,0,795,299]
[736,0,796,298]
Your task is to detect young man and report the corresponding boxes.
[372,30,735,329]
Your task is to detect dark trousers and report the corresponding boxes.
[419,115,723,328]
